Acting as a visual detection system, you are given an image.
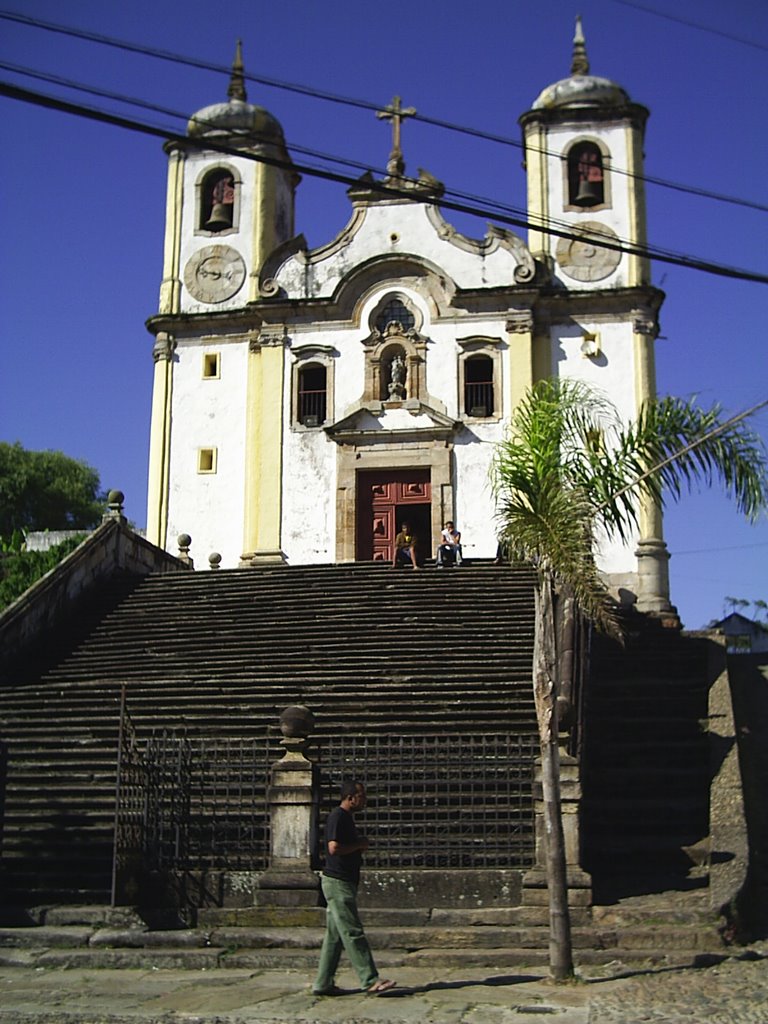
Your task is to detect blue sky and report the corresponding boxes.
[0,0,766,628]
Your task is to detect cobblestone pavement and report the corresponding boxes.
[0,947,766,1023]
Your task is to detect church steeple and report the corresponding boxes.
[570,16,590,76]
[227,39,247,102]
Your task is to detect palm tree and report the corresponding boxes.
[491,378,768,981]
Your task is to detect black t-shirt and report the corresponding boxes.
[323,806,364,885]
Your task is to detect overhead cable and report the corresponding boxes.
[1,8,766,215]
[3,79,767,287]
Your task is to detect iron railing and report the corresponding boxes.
[318,733,537,868]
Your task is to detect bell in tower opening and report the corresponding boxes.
[203,170,236,231]
[568,142,605,208]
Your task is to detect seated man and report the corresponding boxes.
[436,520,462,567]
[392,523,419,569]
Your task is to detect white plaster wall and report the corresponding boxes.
[274,204,528,300]
[544,122,633,290]
[166,340,249,567]
[454,423,500,558]
[552,319,639,573]
[279,283,510,565]
[178,151,257,314]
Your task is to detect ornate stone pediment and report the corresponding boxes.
[325,401,460,444]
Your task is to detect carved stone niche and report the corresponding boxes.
[361,321,428,404]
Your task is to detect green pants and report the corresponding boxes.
[313,875,378,992]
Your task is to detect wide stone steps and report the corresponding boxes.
[0,561,539,904]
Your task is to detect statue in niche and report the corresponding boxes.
[388,353,406,399]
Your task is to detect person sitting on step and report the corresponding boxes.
[392,522,419,569]
[436,520,462,567]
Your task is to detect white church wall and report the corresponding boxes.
[166,340,249,567]
[274,204,527,301]
[552,319,640,573]
[454,423,500,558]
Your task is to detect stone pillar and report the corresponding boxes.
[257,706,320,907]
[522,748,592,908]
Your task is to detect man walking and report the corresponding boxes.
[312,781,396,996]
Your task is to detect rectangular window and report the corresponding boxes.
[203,352,220,379]
[464,355,495,417]
[298,365,327,426]
[198,447,217,473]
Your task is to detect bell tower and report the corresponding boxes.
[146,44,299,563]
[520,20,672,614]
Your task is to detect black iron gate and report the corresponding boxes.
[112,693,274,906]
[113,694,538,905]
[319,733,538,868]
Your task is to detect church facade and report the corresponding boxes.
[145,23,671,611]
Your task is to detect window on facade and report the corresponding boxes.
[375,298,415,333]
[202,352,220,379]
[567,141,605,208]
[298,364,327,426]
[200,169,235,232]
[464,355,494,417]
[198,447,217,473]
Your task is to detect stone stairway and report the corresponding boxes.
[0,561,537,907]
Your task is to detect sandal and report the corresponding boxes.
[367,978,396,995]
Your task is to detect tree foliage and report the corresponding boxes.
[0,535,86,611]
[0,442,105,540]
[492,379,768,636]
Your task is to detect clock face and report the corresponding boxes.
[184,245,246,303]
[555,222,621,283]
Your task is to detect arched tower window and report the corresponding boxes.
[297,363,327,426]
[464,355,495,417]
[567,141,605,209]
[198,167,238,233]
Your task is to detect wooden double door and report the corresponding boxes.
[357,469,431,563]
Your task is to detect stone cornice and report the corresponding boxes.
[533,284,664,324]
[518,101,649,133]
[146,308,263,338]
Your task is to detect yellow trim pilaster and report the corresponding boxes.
[159,148,185,315]
[241,332,286,563]
[506,314,535,415]
[633,321,662,539]
[625,124,650,288]
[524,125,549,260]
[146,333,174,548]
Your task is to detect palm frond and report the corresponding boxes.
[492,377,768,635]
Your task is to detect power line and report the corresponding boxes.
[610,0,768,53]
[3,78,768,288]
[1,8,767,216]
[673,543,768,556]
[3,56,710,266]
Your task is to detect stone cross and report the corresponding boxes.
[377,95,416,176]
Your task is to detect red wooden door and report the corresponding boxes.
[358,470,431,562]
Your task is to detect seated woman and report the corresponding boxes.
[393,523,419,569]
[436,521,462,567]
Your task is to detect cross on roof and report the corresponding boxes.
[376,95,416,176]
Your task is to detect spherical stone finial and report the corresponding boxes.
[209,552,222,570]
[107,489,125,506]
[279,705,315,739]
[177,533,192,549]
